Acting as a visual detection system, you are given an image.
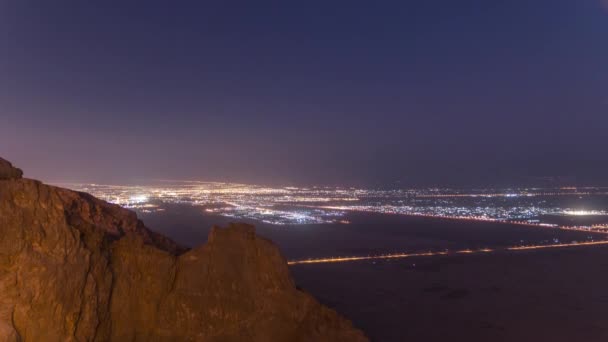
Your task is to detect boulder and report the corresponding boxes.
[0,158,23,180]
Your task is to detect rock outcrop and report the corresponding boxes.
[0,158,22,180]
[0,158,367,342]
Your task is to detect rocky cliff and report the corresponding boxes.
[0,158,367,341]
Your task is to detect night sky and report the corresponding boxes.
[1,1,607,186]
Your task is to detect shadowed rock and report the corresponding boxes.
[0,158,367,342]
[0,158,23,180]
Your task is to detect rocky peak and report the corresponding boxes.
[0,158,23,180]
[0,157,367,341]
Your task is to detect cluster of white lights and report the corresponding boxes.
[57,182,608,229]
[562,210,608,216]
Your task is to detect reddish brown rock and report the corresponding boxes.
[0,158,367,342]
[0,158,23,180]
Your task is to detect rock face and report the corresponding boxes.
[0,158,23,180]
[0,158,367,342]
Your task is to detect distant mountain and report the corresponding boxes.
[0,158,367,341]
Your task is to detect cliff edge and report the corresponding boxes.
[0,158,367,341]
[0,158,22,180]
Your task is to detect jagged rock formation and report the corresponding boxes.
[0,158,367,342]
[0,158,22,180]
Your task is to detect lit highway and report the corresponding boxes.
[287,240,608,266]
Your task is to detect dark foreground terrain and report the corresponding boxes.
[141,204,605,260]
[141,203,608,341]
[293,247,608,342]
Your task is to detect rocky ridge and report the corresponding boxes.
[0,158,367,341]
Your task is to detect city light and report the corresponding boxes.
[562,210,608,216]
[57,182,608,231]
[288,240,608,265]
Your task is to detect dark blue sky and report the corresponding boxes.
[1,1,607,186]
